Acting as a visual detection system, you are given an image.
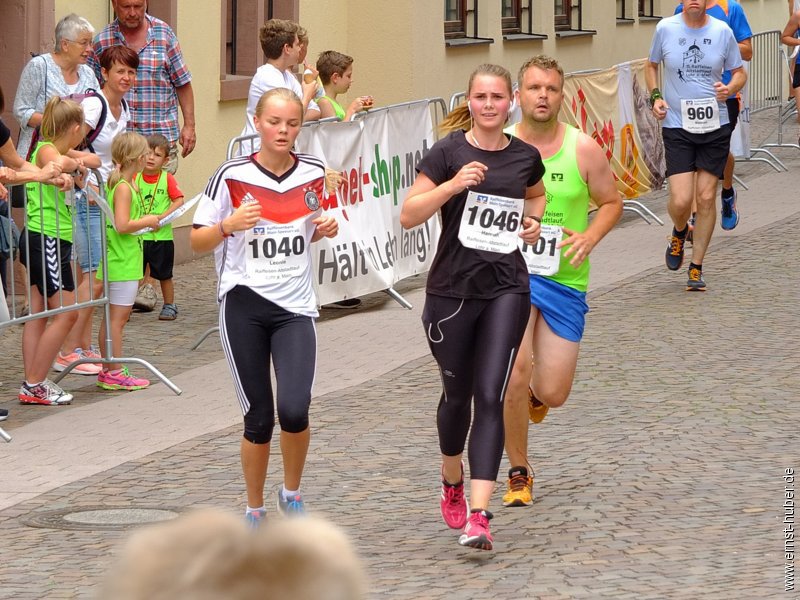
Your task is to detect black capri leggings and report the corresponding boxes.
[220,285,317,444]
[422,292,530,481]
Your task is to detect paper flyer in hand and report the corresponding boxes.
[132,193,202,235]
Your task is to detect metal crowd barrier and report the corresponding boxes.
[351,98,448,134]
[0,174,181,441]
[230,116,341,157]
[745,30,797,169]
[448,91,466,113]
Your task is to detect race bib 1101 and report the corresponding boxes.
[458,191,524,254]
[519,224,562,276]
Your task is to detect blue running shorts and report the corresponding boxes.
[528,275,589,343]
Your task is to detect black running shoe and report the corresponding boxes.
[665,231,686,271]
[686,267,707,291]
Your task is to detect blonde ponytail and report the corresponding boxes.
[439,103,471,135]
[40,96,84,143]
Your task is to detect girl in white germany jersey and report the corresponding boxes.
[191,88,338,526]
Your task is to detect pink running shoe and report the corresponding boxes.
[52,350,102,375]
[440,462,468,529]
[96,367,150,391]
[458,509,494,550]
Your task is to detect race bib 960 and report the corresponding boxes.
[680,98,720,134]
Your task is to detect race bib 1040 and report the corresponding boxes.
[680,98,720,134]
[245,221,307,282]
[458,191,524,254]
[519,224,562,276]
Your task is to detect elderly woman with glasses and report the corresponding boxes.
[13,13,100,162]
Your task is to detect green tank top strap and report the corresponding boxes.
[321,95,346,121]
[25,141,72,242]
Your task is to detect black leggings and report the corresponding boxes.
[220,285,317,444]
[422,292,530,481]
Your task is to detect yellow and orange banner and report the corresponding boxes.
[559,59,666,203]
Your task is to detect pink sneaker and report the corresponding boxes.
[96,367,150,391]
[52,350,102,375]
[82,346,102,360]
[458,509,494,550]
[440,462,468,529]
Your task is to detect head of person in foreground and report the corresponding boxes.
[99,508,366,600]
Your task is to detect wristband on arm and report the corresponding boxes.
[648,88,663,108]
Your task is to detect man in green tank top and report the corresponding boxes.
[501,56,623,508]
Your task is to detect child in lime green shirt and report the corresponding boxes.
[316,50,374,122]
[96,132,160,392]
[136,133,184,321]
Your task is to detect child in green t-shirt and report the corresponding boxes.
[18,97,89,406]
[96,132,160,391]
[316,50,374,122]
[135,134,185,321]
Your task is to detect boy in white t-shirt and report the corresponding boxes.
[240,19,320,152]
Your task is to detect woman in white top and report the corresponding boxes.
[13,14,99,161]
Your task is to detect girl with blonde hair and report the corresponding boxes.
[95,131,160,391]
[192,88,338,525]
[18,96,88,406]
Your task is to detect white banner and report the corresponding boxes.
[729,61,751,159]
[295,101,440,305]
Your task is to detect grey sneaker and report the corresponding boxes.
[133,283,157,312]
[686,267,707,292]
[276,489,305,517]
[665,231,686,271]
[158,303,178,321]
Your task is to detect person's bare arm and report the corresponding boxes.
[738,38,753,61]
[559,135,623,268]
[190,202,261,254]
[645,61,668,120]
[176,82,196,157]
[782,14,800,46]
[400,162,487,229]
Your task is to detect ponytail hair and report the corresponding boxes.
[439,63,513,135]
[40,96,84,143]
[439,103,470,135]
[108,131,149,189]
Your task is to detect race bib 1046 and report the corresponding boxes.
[245,221,307,282]
[458,191,524,254]
[519,224,562,276]
[680,98,720,134]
